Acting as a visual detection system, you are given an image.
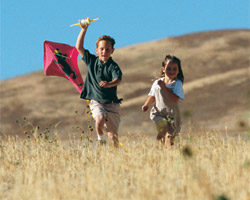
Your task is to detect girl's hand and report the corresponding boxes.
[158,80,165,88]
[142,96,155,112]
[142,104,149,112]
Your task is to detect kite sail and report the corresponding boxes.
[43,41,84,93]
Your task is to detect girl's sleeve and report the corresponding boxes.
[148,80,157,97]
[173,80,184,99]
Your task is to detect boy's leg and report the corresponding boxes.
[105,103,120,147]
[90,101,120,146]
[107,132,119,147]
[90,100,107,143]
[95,115,105,137]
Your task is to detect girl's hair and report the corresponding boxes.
[161,55,184,83]
[96,35,116,48]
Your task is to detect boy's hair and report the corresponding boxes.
[161,55,184,83]
[96,35,116,48]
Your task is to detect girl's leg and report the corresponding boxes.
[170,136,175,146]
[156,132,165,143]
[155,118,167,144]
[164,133,169,147]
[164,133,175,147]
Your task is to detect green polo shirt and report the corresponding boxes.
[80,50,122,103]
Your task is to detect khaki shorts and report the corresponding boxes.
[89,100,120,134]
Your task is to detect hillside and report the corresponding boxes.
[0,29,249,139]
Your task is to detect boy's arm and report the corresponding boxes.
[142,96,155,112]
[75,20,89,57]
[99,78,121,88]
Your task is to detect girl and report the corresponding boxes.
[142,55,184,147]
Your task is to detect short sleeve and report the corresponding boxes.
[111,65,122,80]
[173,80,184,99]
[148,80,159,97]
[82,49,96,66]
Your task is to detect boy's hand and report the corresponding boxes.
[99,81,110,88]
[99,78,121,88]
[79,18,89,29]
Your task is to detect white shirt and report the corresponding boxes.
[148,77,184,99]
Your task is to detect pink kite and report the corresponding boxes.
[43,41,84,93]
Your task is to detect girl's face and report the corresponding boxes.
[162,61,179,80]
[96,40,114,63]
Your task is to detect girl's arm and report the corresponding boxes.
[142,96,155,112]
[75,20,89,57]
[158,80,180,102]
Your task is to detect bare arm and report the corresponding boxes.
[75,20,89,57]
[99,78,121,88]
[158,80,180,102]
[142,96,155,112]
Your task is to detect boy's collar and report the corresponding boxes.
[97,56,112,65]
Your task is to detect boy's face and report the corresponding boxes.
[96,40,114,63]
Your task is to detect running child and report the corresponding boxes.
[142,55,184,147]
[75,18,123,147]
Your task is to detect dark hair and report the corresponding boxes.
[161,55,184,83]
[96,35,115,48]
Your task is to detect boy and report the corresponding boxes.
[75,18,122,147]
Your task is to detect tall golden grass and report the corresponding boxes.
[0,131,249,200]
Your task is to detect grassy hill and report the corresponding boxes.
[0,29,249,138]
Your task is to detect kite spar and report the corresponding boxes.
[70,17,100,27]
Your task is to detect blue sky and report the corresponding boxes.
[1,0,249,80]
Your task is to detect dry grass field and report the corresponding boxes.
[1,131,250,200]
[0,29,250,199]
